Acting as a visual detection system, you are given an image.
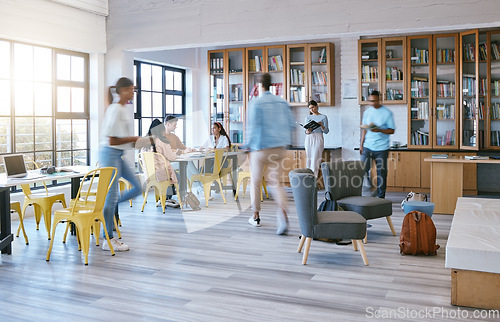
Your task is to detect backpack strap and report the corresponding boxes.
[419,214,430,255]
[409,211,419,255]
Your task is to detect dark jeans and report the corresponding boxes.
[361,148,389,198]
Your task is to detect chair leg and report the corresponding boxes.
[352,239,358,251]
[141,188,149,212]
[63,223,70,243]
[203,183,211,207]
[234,179,242,200]
[242,178,248,197]
[297,235,306,253]
[12,206,28,245]
[216,179,226,204]
[302,237,312,265]
[41,204,53,240]
[356,240,369,266]
[386,216,396,236]
[101,220,115,257]
[79,226,92,265]
[113,216,121,239]
[262,179,269,199]
[46,221,59,261]
[174,183,183,210]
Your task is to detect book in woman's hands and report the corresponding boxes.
[300,120,321,130]
[360,122,378,130]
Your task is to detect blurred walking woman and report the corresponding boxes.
[99,77,143,252]
[304,100,329,178]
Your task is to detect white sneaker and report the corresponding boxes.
[248,216,261,227]
[102,237,129,251]
[166,200,180,208]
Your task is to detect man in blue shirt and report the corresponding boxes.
[246,73,295,234]
[360,91,395,198]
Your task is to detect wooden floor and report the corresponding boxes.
[1,190,497,321]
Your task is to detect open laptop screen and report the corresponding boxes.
[3,154,28,178]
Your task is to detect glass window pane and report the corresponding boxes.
[56,151,71,167]
[152,65,162,92]
[57,54,70,80]
[142,92,151,117]
[142,118,153,136]
[0,80,11,115]
[141,64,151,90]
[71,87,84,113]
[34,83,52,116]
[0,117,11,154]
[14,43,33,81]
[73,150,87,165]
[174,72,182,91]
[174,96,182,114]
[35,151,52,168]
[15,117,34,152]
[35,117,52,151]
[165,94,174,114]
[152,93,162,117]
[57,86,71,112]
[0,41,10,79]
[34,47,52,82]
[174,118,184,142]
[55,119,71,150]
[72,120,87,150]
[23,153,35,170]
[71,56,84,82]
[165,70,173,90]
[134,119,140,137]
[15,81,33,116]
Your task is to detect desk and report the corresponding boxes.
[0,166,92,254]
[172,151,246,198]
[424,157,500,214]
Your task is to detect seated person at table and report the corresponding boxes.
[144,119,179,207]
[202,122,231,150]
[164,115,193,154]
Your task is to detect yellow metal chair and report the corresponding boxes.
[189,149,227,207]
[46,167,117,265]
[19,162,67,240]
[219,145,237,194]
[138,152,183,213]
[234,169,269,201]
[11,201,29,245]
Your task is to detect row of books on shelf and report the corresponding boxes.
[210,57,224,73]
[437,81,455,97]
[411,130,430,145]
[410,79,429,98]
[463,42,487,61]
[491,130,500,146]
[229,106,243,122]
[411,101,429,119]
[318,48,327,63]
[463,100,485,119]
[312,92,327,103]
[386,89,403,100]
[268,55,284,71]
[290,69,305,85]
[492,80,500,96]
[492,42,500,60]
[290,86,306,103]
[436,104,455,119]
[211,78,224,96]
[361,65,378,82]
[312,71,327,85]
[411,48,429,64]
[463,130,485,148]
[386,67,403,81]
[231,131,244,144]
[437,130,455,146]
[463,76,486,96]
[249,56,264,72]
[491,103,500,119]
[269,83,283,97]
[437,49,455,63]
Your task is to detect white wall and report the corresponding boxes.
[103,0,500,158]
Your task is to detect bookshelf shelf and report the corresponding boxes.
[289,62,304,65]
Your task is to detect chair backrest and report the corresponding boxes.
[138,151,170,184]
[72,167,117,213]
[321,160,364,201]
[289,168,317,237]
[200,149,227,176]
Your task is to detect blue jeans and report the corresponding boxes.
[100,146,142,238]
[361,148,389,198]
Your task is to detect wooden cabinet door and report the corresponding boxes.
[394,151,420,187]
[386,151,397,187]
[280,150,297,184]
[296,150,307,169]
[450,152,477,191]
[420,151,433,188]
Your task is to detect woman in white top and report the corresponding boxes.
[304,100,329,178]
[203,122,231,149]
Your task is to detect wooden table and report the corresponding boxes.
[0,166,92,254]
[424,157,500,214]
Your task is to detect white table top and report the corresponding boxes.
[0,166,93,188]
[173,150,247,162]
[445,197,500,274]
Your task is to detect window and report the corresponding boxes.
[0,39,89,174]
[134,61,186,142]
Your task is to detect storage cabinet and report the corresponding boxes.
[486,30,500,150]
[287,43,334,106]
[387,151,420,188]
[280,149,331,185]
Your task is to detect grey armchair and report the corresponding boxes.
[321,160,396,241]
[289,169,369,266]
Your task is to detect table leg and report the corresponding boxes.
[178,161,188,201]
[231,155,238,196]
[431,162,463,214]
[70,177,81,235]
[0,187,13,254]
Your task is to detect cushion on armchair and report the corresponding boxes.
[338,196,392,220]
[314,211,367,239]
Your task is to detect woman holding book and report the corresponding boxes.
[304,100,329,178]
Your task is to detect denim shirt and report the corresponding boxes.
[245,92,295,151]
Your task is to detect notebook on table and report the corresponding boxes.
[2,154,46,180]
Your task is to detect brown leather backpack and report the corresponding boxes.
[399,210,440,256]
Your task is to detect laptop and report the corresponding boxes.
[3,154,46,180]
